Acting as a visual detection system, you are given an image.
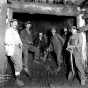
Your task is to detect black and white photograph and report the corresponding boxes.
[0,0,88,88]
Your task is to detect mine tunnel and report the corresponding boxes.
[1,0,88,88]
[12,12,77,71]
[13,12,76,34]
[6,12,77,76]
[5,12,77,88]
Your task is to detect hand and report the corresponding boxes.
[67,48,73,52]
[19,44,22,48]
[47,47,50,51]
[66,46,73,52]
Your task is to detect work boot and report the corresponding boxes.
[15,77,24,87]
[55,64,62,73]
[81,79,86,86]
[56,67,61,72]
[24,67,32,78]
[54,67,61,75]
[81,76,86,86]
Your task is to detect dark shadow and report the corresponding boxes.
[6,56,15,78]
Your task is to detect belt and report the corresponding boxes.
[4,43,19,46]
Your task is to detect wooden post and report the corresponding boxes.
[6,8,13,26]
[0,0,7,75]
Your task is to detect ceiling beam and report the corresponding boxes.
[7,2,78,16]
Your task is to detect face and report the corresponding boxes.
[71,27,77,34]
[26,23,31,28]
[26,23,31,32]
[51,28,56,35]
[39,33,43,39]
[12,20,18,29]
[64,28,67,35]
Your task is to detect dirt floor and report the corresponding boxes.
[0,59,88,88]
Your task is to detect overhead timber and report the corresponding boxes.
[7,2,79,16]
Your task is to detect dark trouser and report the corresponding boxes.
[7,46,23,74]
[73,51,86,81]
[55,49,63,69]
[23,44,40,69]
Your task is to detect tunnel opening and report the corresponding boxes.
[13,12,76,36]
[12,12,76,76]
[5,12,77,83]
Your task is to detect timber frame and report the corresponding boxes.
[7,2,80,18]
[0,0,87,75]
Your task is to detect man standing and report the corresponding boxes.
[80,31,87,70]
[5,19,24,86]
[20,21,40,76]
[38,33,45,57]
[51,27,64,73]
[67,26,86,86]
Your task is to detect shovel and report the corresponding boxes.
[70,49,75,76]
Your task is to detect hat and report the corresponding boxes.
[10,19,17,22]
[25,21,31,25]
[71,26,76,29]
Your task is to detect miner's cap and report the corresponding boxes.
[25,21,31,25]
[10,19,17,23]
[71,26,77,30]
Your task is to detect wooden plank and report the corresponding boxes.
[7,2,78,16]
[0,0,7,75]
